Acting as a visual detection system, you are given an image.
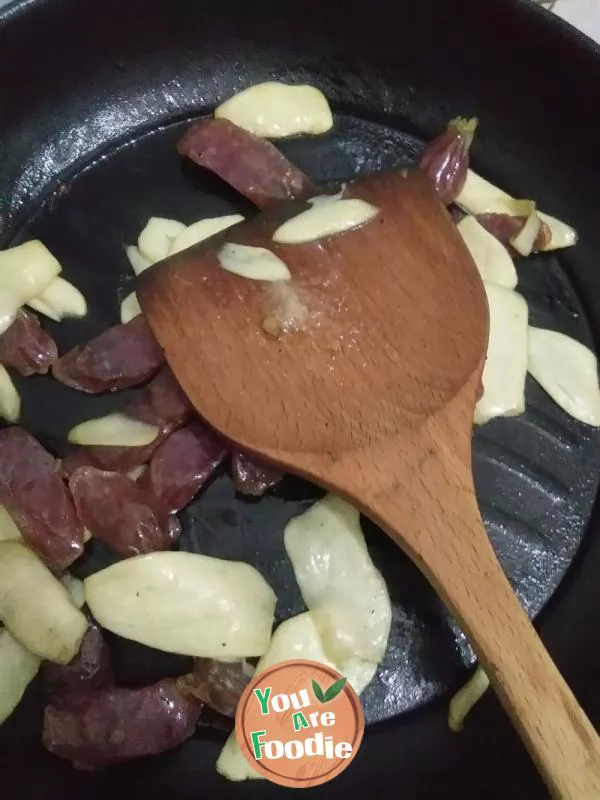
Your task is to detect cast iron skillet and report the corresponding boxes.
[1,0,600,796]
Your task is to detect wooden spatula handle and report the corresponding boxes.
[359,448,600,799]
[428,524,599,800]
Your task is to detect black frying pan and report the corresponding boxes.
[1,0,600,797]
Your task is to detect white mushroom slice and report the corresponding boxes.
[218,243,291,281]
[68,412,160,447]
[215,81,333,138]
[257,613,334,673]
[448,667,489,732]
[475,283,528,425]
[217,727,263,782]
[509,203,541,257]
[456,170,577,251]
[138,217,186,263]
[28,277,87,321]
[527,328,600,426]
[273,198,379,244]
[284,494,391,666]
[85,551,276,658]
[0,542,87,664]
[27,297,62,323]
[0,628,40,724]
[537,211,578,251]
[0,241,62,334]
[60,573,86,609]
[125,244,153,276]
[457,216,517,289]
[120,291,142,324]
[0,366,20,423]
[217,612,334,783]
[169,215,245,256]
[456,170,515,215]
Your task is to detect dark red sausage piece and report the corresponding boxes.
[61,367,193,477]
[61,434,168,477]
[52,316,164,393]
[0,427,84,571]
[177,658,250,718]
[141,422,227,513]
[0,310,58,376]
[419,117,477,205]
[42,679,202,769]
[42,622,114,711]
[178,118,317,209]
[69,467,180,557]
[125,366,192,428]
[475,212,552,253]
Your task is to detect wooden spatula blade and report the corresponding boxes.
[139,170,487,456]
[139,167,600,799]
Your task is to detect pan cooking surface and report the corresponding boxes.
[8,114,600,725]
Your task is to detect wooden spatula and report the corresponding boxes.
[138,169,600,799]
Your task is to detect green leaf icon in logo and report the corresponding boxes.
[323,677,347,702]
[312,676,347,703]
[312,679,326,703]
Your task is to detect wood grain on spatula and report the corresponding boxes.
[138,169,600,799]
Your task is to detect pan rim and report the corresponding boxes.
[2,1,600,797]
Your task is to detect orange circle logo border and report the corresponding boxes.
[235,659,365,788]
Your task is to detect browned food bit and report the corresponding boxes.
[61,367,192,477]
[419,117,478,205]
[178,118,317,209]
[42,622,114,710]
[52,315,164,393]
[0,427,84,570]
[42,679,203,769]
[476,212,552,253]
[177,658,250,717]
[231,450,285,496]
[261,313,284,338]
[0,310,58,375]
[69,467,180,557]
[141,423,227,513]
